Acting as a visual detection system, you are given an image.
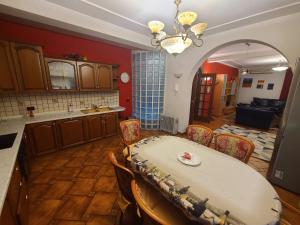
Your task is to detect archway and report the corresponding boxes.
[189,39,291,123]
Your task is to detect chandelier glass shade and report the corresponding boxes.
[148,0,207,55]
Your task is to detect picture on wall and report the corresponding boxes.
[242,78,253,88]
[256,80,265,89]
[267,83,274,90]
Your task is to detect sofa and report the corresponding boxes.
[235,98,285,129]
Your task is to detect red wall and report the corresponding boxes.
[0,19,132,118]
[201,60,238,81]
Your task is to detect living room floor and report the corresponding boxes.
[28,123,299,225]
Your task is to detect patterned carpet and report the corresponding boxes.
[214,124,277,162]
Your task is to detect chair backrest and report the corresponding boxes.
[214,133,254,163]
[131,179,169,225]
[120,119,141,145]
[187,125,214,146]
[108,151,135,203]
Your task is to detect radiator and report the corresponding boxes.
[160,114,178,134]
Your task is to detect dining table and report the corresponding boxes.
[129,135,281,225]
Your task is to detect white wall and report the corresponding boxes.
[164,12,300,132]
[237,71,286,103]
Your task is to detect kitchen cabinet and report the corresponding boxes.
[16,180,28,225]
[103,113,118,136]
[77,61,97,90]
[0,40,19,93]
[0,200,16,225]
[10,42,48,91]
[45,58,78,91]
[86,115,105,141]
[97,64,113,89]
[57,118,86,148]
[27,122,58,156]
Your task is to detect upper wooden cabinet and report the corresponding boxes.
[10,42,48,91]
[77,62,113,90]
[98,64,113,89]
[45,58,78,91]
[0,40,18,92]
[77,61,97,90]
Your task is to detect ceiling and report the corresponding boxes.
[207,42,288,71]
[46,0,300,35]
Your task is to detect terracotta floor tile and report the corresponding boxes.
[30,159,51,172]
[29,184,50,202]
[72,149,90,157]
[85,192,117,216]
[94,176,116,192]
[98,165,115,177]
[64,157,87,168]
[68,179,96,196]
[87,215,115,225]
[46,159,69,170]
[77,166,101,179]
[55,196,91,220]
[56,220,85,225]
[56,167,82,180]
[29,199,62,225]
[83,156,103,166]
[32,170,60,184]
[44,181,73,199]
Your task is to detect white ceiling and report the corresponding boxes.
[46,0,300,35]
[207,42,288,70]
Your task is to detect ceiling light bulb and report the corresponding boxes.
[160,37,186,56]
[177,11,197,29]
[148,21,165,35]
[156,31,167,41]
[191,22,208,38]
[272,65,288,71]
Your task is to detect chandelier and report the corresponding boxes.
[148,0,208,56]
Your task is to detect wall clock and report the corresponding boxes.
[120,72,130,83]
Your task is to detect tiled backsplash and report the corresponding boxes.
[0,92,119,118]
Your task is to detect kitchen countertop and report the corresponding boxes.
[0,106,125,214]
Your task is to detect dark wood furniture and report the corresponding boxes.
[10,42,48,91]
[26,121,58,156]
[56,117,86,149]
[98,64,113,89]
[77,61,98,90]
[44,58,79,91]
[0,163,28,225]
[86,115,106,141]
[0,40,19,93]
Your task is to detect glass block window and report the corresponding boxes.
[132,51,166,130]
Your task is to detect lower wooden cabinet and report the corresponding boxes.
[27,121,58,156]
[103,113,118,136]
[16,180,28,225]
[57,117,86,149]
[86,115,105,141]
[0,199,16,225]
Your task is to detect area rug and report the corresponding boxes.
[213,124,277,162]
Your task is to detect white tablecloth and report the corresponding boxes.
[131,136,281,225]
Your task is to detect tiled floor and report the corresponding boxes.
[28,122,298,225]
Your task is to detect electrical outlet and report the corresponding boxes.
[274,169,284,180]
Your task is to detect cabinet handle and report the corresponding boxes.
[25,195,28,200]
[19,181,22,186]
[16,167,19,171]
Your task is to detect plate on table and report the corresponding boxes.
[177,152,201,166]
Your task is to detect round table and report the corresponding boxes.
[130,136,281,225]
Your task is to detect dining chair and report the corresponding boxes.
[131,179,205,225]
[186,124,214,146]
[214,133,255,163]
[120,119,142,160]
[108,151,140,225]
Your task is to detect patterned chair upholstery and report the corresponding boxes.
[120,119,141,146]
[187,125,214,146]
[214,133,254,163]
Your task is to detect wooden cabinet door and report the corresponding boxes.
[103,113,118,136]
[10,43,47,91]
[57,118,86,148]
[0,199,16,225]
[77,62,97,90]
[27,122,58,156]
[97,64,113,89]
[45,58,78,91]
[0,40,19,92]
[16,179,28,225]
[86,115,105,141]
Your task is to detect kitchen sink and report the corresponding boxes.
[0,133,17,150]
[81,106,112,114]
